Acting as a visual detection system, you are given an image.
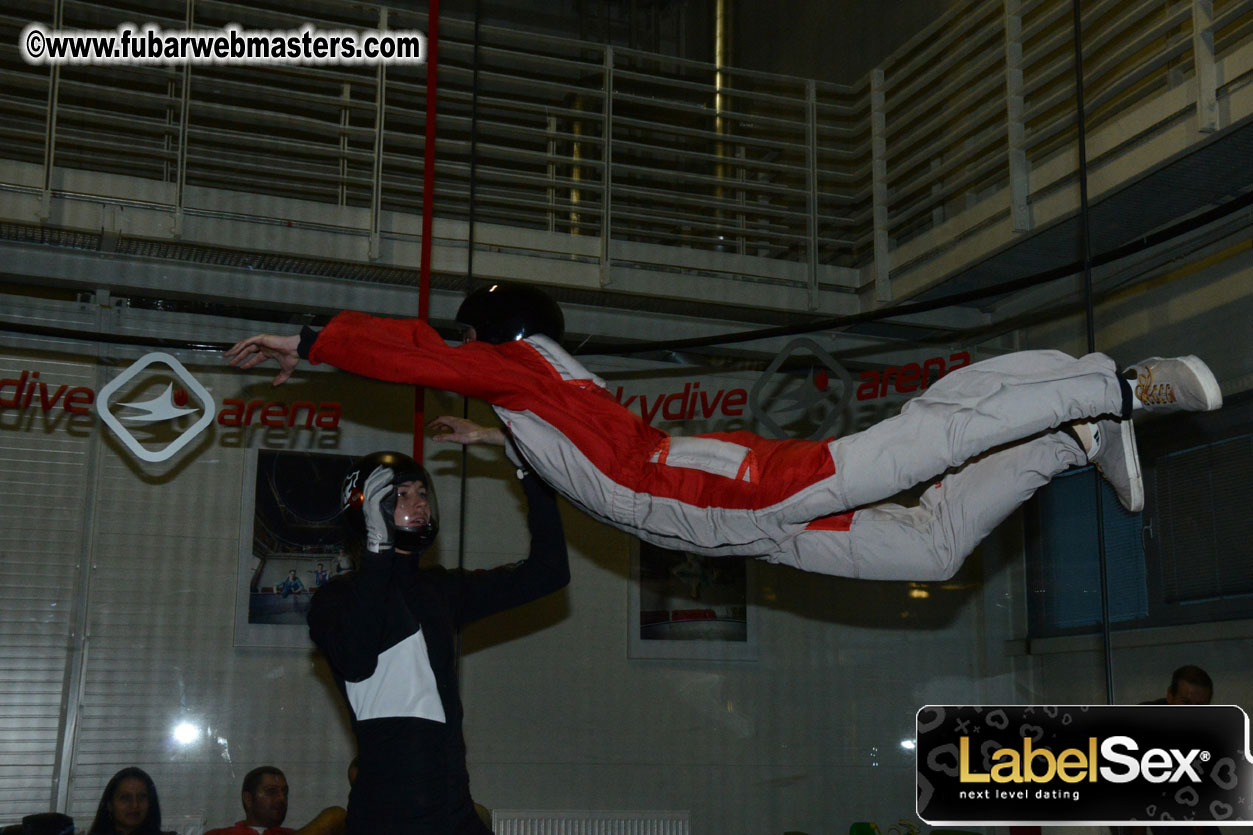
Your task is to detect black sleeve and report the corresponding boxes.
[450,472,570,627]
[307,551,397,682]
[297,324,320,360]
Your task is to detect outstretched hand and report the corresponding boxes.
[428,415,507,447]
[224,334,301,386]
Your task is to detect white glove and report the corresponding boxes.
[362,465,396,553]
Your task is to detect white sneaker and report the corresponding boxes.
[1126,355,1223,413]
[1074,419,1144,513]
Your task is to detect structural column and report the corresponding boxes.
[599,45,614,288]
[1004,0,1031,232]
[38,0,65,222]
[869,68,891,303]
[805,79,820,310]
[1192,0,1219,133]
[368,8,388,260]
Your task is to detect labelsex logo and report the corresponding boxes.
[96,352,216,463]
[959,735,1206,784]
[917,704,1253,825]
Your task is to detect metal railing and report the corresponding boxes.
[1,0,1250,299]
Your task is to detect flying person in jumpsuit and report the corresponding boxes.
[226,283,1224,582]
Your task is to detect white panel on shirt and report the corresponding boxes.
[525,334,605,387]
[345,628,446,723]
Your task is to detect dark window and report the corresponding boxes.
[1026,468,1147,636]
[1154,435,1253,603]
[1027,391,1253,637]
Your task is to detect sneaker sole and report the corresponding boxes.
[1112,419,1143,513]
[1178,355,1224,411]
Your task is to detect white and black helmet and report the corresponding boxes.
[341,451,439,552]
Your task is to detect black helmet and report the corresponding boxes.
[341,451,439,552]
[455,283,565,344]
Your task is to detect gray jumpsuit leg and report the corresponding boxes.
[768,349,1123,525]
[766,430,1087,580]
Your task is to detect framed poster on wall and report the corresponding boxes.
[234,449,358,648]
[628,539,758,661]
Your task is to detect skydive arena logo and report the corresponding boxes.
[917,705,1253,825]
[749,337,855,440]
[96,352,215,462]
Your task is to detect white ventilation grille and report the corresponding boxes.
[491,810,691,835]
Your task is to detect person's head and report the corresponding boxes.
[317,562,324,571]
[241,766,289,829]
[455,282,564,344]
[287,570,297,579]
[89,767,162,835]
[1166,665,1213,705]
[341,452,439,555]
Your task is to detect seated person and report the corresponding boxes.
[205,767,295,835]
[1143,664,1213,705]
[206,766,347,835]
[275,571,305,598]
[87,767,174,835]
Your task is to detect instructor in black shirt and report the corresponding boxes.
[309,446,568,834]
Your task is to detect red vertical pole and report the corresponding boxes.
[415,0,439,461]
